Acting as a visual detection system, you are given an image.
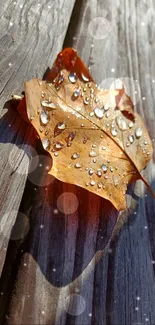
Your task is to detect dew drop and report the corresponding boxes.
[89,111,94,117]
[144,140,148,145]
[42,138,50,150]
[135,127,142,139]
[41,100,57,109]
[73,89,80,98]
[129,135,134,143]
[84,97,89,105]
[57,122,66,130]
[93,158,97,163]
[104,175,108,179]
[116,116,127,130]
[90,180,95,186]
[72,153,79,159]
[68,72,77,83]
[104,103,109,111]
[97,169,102,177]
[68,132,76,141]
[54,142,64,150]
[105,111,110,118]
[101,164,108,172]
[111,128,118,137]
[40,110,49,125]
[89,168,94,175]
[97,182,102,188]
[81,73,89,82]
[94,107,104,119]
[89,151,97,157]
[129,121,134,128]
[75,162,82,168]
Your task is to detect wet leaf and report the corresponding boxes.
[20,48,153,210]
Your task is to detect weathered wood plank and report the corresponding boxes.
[0,0,155,324]
[0,0,76,274]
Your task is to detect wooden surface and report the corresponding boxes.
[0,0,155,324]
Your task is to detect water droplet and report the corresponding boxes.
[90,180,95,186]
[104,175,108,179]
[89,151,97,157]
[129,121,134,128]
[126,142,130,147]
[81,73,89,82]
[40,110,49,125]
[57,122,66,130]
[101,164,108,172]
[68,132,76,141]
[72,153,79,159]
[105,111,110,118]
[41,100,57,109]
[111,128,118,137]
[68,72,77,83]
[73,89,80,98]
[93,158,97,163]
[84,97,89,105]
[94,107,104,119]
[54,142,64,150]
[58,73,64,84]
[104,103,109,111]
[110,167,114,172]
[135,127,142,139]
[41,91,45,98]
[42,139,50,150]
[97,182,102,188]
[144,140,148,145]
[97,169,102,177]
[75,162,82,168]
[129,135,134,143]
[95,98,99,103]
[102,146,106,150]
[54,152,59,157]
[92,144,96,148]
[116,116,127,130]
[89,111,94,117]
[89,168,94,175]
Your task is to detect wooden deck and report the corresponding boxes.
[0,0,155,324]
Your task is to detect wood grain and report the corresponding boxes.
[0,0,155,324]
[0,0,76,287]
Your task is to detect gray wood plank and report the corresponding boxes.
[0,0,76,275]
[1,0,155,324]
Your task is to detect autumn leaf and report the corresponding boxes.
[19,48,153,211]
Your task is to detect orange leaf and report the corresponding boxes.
[21,48,153,211]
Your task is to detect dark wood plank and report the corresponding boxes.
[0,0,155,324]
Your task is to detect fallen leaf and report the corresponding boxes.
[19,48,153,211]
